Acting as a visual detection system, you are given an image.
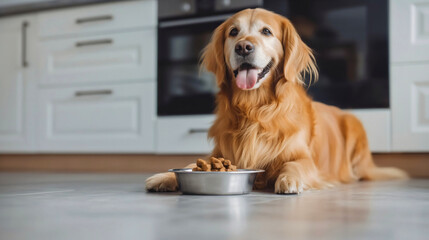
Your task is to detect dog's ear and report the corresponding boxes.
[281,18,318,85]
[200,22,227,87]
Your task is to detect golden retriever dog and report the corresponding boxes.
[146,8,408,194]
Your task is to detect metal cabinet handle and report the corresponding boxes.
[75,89,113,97]
[76,15,113,24]
[22,21,29,67]
[159,14,233,28]
[75,39,113,47]
[189,128,209,134]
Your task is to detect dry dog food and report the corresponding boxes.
[193,157,237,172]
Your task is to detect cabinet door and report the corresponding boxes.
[390,0,429,63]
[37,82,155,152]
[0,16,35,152]
[391,63,429,151]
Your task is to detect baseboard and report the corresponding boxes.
[0,153,427,178]
[0,154,205,173]
[371,153,428,178]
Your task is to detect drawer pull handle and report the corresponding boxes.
[75,39,113,47]
[22,21,29,67]
[189,128,209,134]
[75,90,113,97]
[76,15,113,24]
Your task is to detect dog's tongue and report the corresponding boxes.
[236,69,258,90]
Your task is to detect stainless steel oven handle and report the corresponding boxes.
[76,15,113,24]
[75,89,113,97]
[188,128,209,134]
[159,14,233,28]
[75,39,113,47]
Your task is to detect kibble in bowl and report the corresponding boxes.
[192,157,237,172]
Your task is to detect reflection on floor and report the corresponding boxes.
[0,173,428,240]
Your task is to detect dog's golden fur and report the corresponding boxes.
[146,9,407,194]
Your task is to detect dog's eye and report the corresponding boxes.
[229,28,238,37]
[262,28,272,36]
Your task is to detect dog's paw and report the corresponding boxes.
[145,172,178,192]
[275,174,305,194]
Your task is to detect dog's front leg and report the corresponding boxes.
[145,163,196,192]
[275,158,319,194]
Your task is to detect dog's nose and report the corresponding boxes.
[235,41,254,57]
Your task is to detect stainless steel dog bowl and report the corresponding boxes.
[169,168,265,195]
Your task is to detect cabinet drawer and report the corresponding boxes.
[38,0,156,38]
[37,83,155,152]
[38,30,156,85]
[391,0,429,63]
[156,115,215,154]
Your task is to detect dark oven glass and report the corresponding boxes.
[158,19,221,115]
[158,0,388,116]
[287,0,389,109]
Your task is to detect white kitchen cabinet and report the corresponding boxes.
[37,82,155,152]
[38,30,156,86]
[157,115,215,154]
[390,0,429,63]
[156,111,392,154]
[391,63,429,151]
[0,0,157,153]
[390,0,429,152]
[0,15,36,152]
[32,0,157,153]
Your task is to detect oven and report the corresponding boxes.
[158,0,388,116]
[158,0,264,116]
[157,0,391,153]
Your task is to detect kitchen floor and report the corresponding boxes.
[0,173,427,240]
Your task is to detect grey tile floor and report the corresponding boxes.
[0,173,428,240]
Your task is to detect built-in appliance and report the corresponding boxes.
[158,0,388,116]
[158,0,264,115]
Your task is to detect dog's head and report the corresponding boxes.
[202,8,317,92]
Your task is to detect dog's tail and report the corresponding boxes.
[363,166,409,181]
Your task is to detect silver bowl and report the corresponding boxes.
[169,168,265,195]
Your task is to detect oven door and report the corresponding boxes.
[158,15,232,116]
[289,0,389,109]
